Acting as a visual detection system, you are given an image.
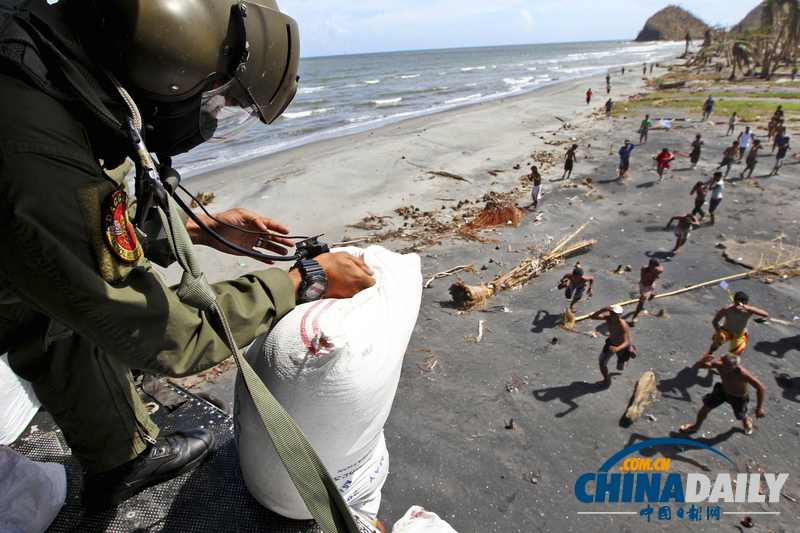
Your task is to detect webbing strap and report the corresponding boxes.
[156,195,360,533]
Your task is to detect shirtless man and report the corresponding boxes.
[631,258,663,323]
[703,291,769,359]
[527,165,542,211]
[741,139,762,179]
[562,144,578,180]
[680,354,766,435]
[558,265,594,312]
[716,141,738,178]
[590,305,637,387]
[665,213,701,254]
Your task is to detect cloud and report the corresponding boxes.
[519,10,535,30]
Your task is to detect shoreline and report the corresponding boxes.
[163,66,654,284]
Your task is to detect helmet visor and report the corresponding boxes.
[200,77,260,143]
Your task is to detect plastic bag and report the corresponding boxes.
[235,246,422,521]
[0,446,66,533]
[391,506,459,533]
[0,354,41,445]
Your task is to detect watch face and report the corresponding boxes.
[302,280,327,301]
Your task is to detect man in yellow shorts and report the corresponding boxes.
[703,291,769,360]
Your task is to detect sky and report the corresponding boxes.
[278,1,762,58]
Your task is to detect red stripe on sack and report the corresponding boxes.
[300,299,337,356]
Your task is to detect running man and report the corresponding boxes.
[741,139,762,179]
[557,265,594,312]
[586,88,592,105]
[726,112,737,136]
[665,213,700,254]
[708,172,724,226]
[681,354,766,436]
[716,141,738,178]
[639,114,652,145]
[591,305,636,387]
[690,181,708,220]
[702,95,714,121]
[605,98,613,116]
[562,144,578,180]
[631,258,663,323]
[703,291,769,359]
[736,125,753,160]
[617,140,635,179]
[527,165,542,211]
[655,148,674,181]
[769,137,791,176]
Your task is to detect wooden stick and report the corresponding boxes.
[476,320,487,343]
[424,264,475,288]
[545,222,589,259]
[573,257,800,322]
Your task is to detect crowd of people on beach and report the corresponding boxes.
[529,83,792,438]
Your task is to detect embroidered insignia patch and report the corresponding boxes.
[102,190,142,263]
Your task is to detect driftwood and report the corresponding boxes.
[449,223,595,309]
[423,264,477,288]
[624,371,657,424]
[573,257,800,322]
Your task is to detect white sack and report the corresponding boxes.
[391,506,459,533]
[235,246,422,521]
[0,354,41,445]
[0,446,66,533]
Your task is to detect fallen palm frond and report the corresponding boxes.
[458,201,527,242]
[450,223,596,310]
[573,257,800,322]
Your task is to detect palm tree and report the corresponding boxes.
[759,0,800,78]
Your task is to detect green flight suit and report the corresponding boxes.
[0,71,296,472]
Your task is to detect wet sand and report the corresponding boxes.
[171,67,800,532]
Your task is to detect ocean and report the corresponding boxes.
[172,40,687,178]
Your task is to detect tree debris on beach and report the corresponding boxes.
[458,201,527,242]
[449,223,596,310]
[623,371,657,425]
[426,170,470,182]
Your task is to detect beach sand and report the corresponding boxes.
[170,66,800,532]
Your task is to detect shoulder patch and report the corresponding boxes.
[102,190,142,263]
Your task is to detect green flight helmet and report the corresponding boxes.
[67,0,299,155]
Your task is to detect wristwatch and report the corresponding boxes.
[295,259,328,302]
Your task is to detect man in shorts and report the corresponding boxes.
[703,291,769,359]
[590,305,636,387]
[716,141,738,177]
[617,140,635,180]
[639,114,652,145]
[741,139,762,179]
[681,354,766,435]
[655,148,674,181]
[631,258,663,323]
[736,125,753,160]
[558,265,594,312]
[527,165,542,211]
[769,136,791,176]
[562,144,578,180]
[665,213,700,254]
[708,172,724,226]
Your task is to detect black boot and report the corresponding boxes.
[81,428,215,510]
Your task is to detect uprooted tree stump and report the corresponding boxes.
[623,371,657,425]
[449,222,596,310]
[458,201,527,242]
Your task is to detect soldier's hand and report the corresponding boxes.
[187,209,294,264]
[289,252,375,301]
